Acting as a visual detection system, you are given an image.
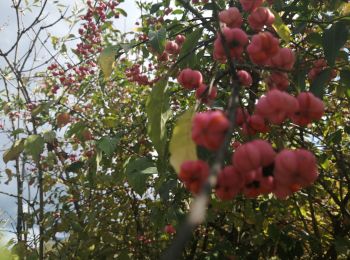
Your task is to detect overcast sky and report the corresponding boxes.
[0,0,145,244]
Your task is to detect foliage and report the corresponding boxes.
[0,0,349,259]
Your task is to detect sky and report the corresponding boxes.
[0,0,144,244]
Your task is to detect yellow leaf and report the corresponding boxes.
[102,116,118,128]
[272,11,291,43]
[98,46,118,79]
[169,107,198,173]
[341,3,350,15]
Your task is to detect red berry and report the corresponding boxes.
[232,139,276,173]
[175,35,186,45]
[247,32,279,66]
[270,48,295,71]
[218,7,243,28]
[177,68,203,90]
[239,0,264,12]
[237,70,253,87]
[165,41,180,55]
[179,160,209,194]
[291,92,324,126]
[195,84,218,104]
[192,111,230,151]
[273,149,318,199]
[216,166,244,200]
[164,224,176,234]
[213,28,248,63]
[248,7,275,31]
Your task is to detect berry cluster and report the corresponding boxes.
[177,0,324,200]
[180,140,318,200]
[46,0,119,94]
[125,64,151,86]
[158,34,187,63]
[308,59,337,82]
[177,68,218,105]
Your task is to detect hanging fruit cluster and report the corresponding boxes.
[176,0,324,200]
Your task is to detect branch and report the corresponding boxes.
[176,0,216,33]
[162,1,241,258]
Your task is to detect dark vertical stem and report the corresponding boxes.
[38,165,44,260]
[16,158,23,242]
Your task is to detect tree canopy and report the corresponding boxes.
[0,0,349,259]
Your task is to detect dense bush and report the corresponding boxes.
[0,0,349,259]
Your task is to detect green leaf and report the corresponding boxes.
[323,21,349,67]
[334,236,350,255]
[125,157,157,195]
[31,102,51,116]
[340,70,350,87]
[310,68,331,98]
[148,28,166,54]
[150,3,162,14]
[10,128,25,137]
[115,8,127,17]
[97,136,119,157]
[102,116,118,128]
[305,32,322,46]
[24,135,45,162]
[66,161,84,173]
[268,224,281,241]
[51,36,59,49]
[272,11,291,43]
[66,122,85,138]
[172,9,183,15]
[3,139,25,163]
[294,68,307,92]
[43,130,56,143]
[327,129,342,144]
[146,79,171,160]
[178,28,203,68]
[98,46,118,79]
[169,107,198,173]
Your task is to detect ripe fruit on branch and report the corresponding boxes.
[235,107,250,126]
[218,7,243,28]
[273,149,318,199]
[308,59,337,82]
[192,110,230,151]
[247,32,279,65]
[237,70,253,87]
[213,28,248,63]
[232,139,276,173]
[270,48,295,71]
[267,72,289,91]
[239,0,265,12]
[242,167,275,197]
[178,160,209,194]
[195,84,218,105]
[175,35,186,45]
[248,7,275,31]
[291,92,325,126]
[158,52,169,62]
[165,41,180,55]
[164,224,176,234]
[255,89,299,125]
[177,68,203,90]
[242,114,269,135]
[216,166,244,200]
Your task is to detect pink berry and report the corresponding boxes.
[218,7,243,28]
[177,68,203,90]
